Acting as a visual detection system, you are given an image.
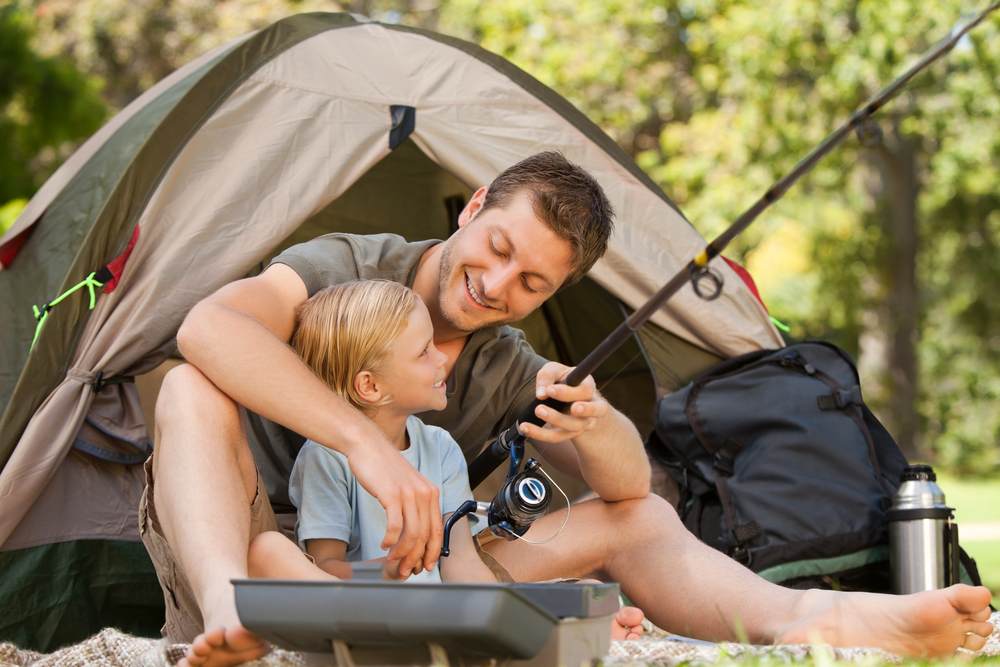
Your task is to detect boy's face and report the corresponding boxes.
[376,299,449,414]
[436,189,575,333]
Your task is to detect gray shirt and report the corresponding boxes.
[289,416,474,583]
[246,233,547,512]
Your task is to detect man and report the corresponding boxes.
[146,153,992,667]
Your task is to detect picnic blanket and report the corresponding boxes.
[2,612,998,666]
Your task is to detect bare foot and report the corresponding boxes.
[611,605,645,641]
[179,625,269,667]
[777,584,993,657]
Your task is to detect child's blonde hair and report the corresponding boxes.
[292,280,420,411]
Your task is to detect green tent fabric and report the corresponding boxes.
[0,13,781,651]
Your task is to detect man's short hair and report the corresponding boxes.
[482,151,614,284]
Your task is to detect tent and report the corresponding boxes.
[0,13,782,650]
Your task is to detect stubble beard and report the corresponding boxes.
[436,239,475,335]
[436,238,506,334]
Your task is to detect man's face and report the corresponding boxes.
[436,189,575,333]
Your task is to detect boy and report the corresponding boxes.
[229,282,641,649]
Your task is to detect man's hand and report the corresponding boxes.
[516,361,608,443]
[346,440,444,578]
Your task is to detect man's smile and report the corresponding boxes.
[464,272,501,311]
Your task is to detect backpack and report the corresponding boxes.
[645,341,984,591]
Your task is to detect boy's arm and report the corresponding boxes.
[177,263,443,575]
[306,538,410,581]
[438,517,498,583]
[304,538,353,579]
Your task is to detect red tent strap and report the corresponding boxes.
[0,225,36,269]
[100,225,140,293]
[722,256,766,311]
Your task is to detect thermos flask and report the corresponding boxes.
[888,464,960,594]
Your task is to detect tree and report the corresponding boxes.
[433,0,999,467]
[0,3,107,204]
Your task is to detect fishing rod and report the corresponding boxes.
[460,2,999,507]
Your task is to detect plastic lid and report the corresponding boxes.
[901,464,936,482]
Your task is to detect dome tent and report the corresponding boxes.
[0,13,781,650]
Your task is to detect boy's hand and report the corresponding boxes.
[516,361,608,443]
[382,557,411,581]
[347,437,443,578]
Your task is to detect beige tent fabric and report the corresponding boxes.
[0,38,250,264]
[277,25,782,355]
[0,61,391,544]
[0,21,779,543]
[2,450,146,550]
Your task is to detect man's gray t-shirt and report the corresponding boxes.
[246,233,547,512]
[289,416,474,583]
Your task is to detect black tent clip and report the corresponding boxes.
[691,266,724,301]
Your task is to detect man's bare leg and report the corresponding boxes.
[153,364,268,666]
[483,494,993,656]
[184,532,342,667]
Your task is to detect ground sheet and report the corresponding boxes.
[1,612,997,665]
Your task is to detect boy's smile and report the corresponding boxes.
[374,299,449,417]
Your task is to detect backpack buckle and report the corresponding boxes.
[817,385,862,410]
[713,451,734,476]
[731,545,752,566]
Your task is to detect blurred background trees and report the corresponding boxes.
[3,0,997,473]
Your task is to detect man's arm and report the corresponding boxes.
[518,363,650,502]
[176,263,443,575]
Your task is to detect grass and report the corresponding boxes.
[938,475,1000,525]
[938,475,1000,596]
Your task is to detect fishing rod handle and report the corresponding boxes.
[468,396,569,488]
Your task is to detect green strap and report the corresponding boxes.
[769,315,791,333]
[31,272,104,350]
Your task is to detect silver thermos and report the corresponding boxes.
[888,464,960,594]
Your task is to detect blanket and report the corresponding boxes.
[1,612,997,666]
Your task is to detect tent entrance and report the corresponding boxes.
[270,138,662,439]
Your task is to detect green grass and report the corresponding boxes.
[937,475,1000,596]
[963,539,1000,596]
[938,475,1000,525]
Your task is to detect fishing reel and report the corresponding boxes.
[440,434,554,556]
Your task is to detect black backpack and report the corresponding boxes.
[646,341,983,591]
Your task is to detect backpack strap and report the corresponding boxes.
[711,439,762,565]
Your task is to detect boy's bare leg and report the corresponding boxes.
[613,606,644,641]
[153,364,268,666]
[483,494,993,656]
[247,531,339,580]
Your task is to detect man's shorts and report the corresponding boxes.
[138,457,278,643]
[473,529,515,583]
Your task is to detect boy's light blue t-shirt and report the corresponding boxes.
[289,415,475,583]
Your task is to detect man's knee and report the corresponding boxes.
[155,363,239,434]
[609,493,684,543]
[248,531,285,575]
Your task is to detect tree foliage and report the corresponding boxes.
[433,0,999,471]
[0,3,107,205]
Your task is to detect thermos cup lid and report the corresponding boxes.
[901,464,937,482]
[891,464,951,515]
